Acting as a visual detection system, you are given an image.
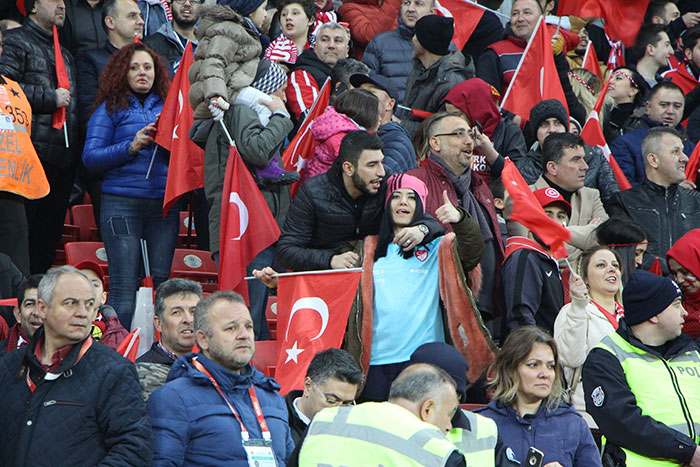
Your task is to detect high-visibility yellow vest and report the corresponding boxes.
[594,332,700,466]
[447,409,498,467]
[299,402,460,467]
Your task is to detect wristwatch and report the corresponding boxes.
[417,224,429,236]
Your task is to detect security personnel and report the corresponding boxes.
[298,363,466,467]
[0,26,48,277]
[583,270,700,467]
[409,342,519,467]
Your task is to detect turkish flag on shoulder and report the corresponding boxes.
[274,269,362,395]
[558,0,649,47]
[156,42,204,216]
[500,17,568,124]
[281,78,331,198]
[502,159,570,259]
[433,0,484,50]
[219,144,281,301]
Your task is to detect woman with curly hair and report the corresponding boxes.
[82,43,175,329]
[475,326,601,466]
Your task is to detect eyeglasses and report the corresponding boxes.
[433,128,476,141]
[173,0,204,4]
[313,384,356,407]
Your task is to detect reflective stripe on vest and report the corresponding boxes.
[299,402,458,467]
[594,333,700,466]
[447,410,497,467]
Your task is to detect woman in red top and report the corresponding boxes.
[666,229,700,339]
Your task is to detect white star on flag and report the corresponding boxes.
[285,340,305,364]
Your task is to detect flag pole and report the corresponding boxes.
[145,145,157,179]
[499,16,543,110]
[219,120,234,146]
[244,267,363,280]
[458,0,510,19]
[63,122,69,148]
[582,42,592,70]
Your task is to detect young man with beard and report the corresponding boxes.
[276,130,443,271]
[144,0,202,73]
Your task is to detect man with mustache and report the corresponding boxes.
[607,127,700,272]
[0,275,43,357]
[148,290,295,465]
[0,266,153,466]
[277,130,442,271]
[136,278,202,400]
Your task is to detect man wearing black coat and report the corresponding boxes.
[606,127,700,272]
[0,0,80,274]
[0,266,153,466]
[276,131,443,271]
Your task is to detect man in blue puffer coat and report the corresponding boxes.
[148,291,295,466]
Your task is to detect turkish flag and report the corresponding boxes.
[274,270,362,395]
[156,43,204,216]
[580,74,631,190]
[582,42,603,81]
[52,25,70,130]
[685,140,700,185]
[281,78,331,197]
[500,17,568,123]
[433,0,484,50]
[502,159,570,259]
[219,144,280,301]
[558,0,649,47]
[116,328,140,363]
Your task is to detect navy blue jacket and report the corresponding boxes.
[377,121,416,174]
[609,114,694,187]
[148,353,294,466]
[476,400,601,467]
[0,330,153,466]
[82,93,169,199]
[74,41,118,131]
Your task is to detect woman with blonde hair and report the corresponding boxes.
[554,246,624,428]
[476,326,601,466]
[568,68,602,120]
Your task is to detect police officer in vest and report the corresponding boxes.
[298,363,466,466]
[583,270,700,467]
[409,342,519,467]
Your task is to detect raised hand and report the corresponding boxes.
[435,190,461,224]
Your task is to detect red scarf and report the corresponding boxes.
[591,301,624,330]
[6,324,28,354]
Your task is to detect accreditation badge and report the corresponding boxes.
[0,86,10,106]
[242,438,277,467]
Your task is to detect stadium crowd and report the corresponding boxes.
[2,0,700,465]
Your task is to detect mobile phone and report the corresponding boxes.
[525,447,544,467]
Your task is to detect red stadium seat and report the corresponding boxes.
[170,248,218,292]
[459,403,486,412]
[177,211,197,248]
[251,340,278,377]
[266,296,277,340]
[65,242,109,270]
[71,204,99,241]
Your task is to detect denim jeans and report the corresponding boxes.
[101,194,179,329]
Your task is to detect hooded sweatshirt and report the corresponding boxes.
[667,229,700,338]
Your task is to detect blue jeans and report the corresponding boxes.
[101,194,179,329]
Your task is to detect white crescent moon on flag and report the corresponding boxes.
[285,297,329,342]
[229,192,248,240]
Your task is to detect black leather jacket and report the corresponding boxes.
[0,19,80,168]
[606,179,700,269]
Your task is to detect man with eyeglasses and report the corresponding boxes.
[409,112,502,337]
[144,0,201,73]
[284,348,363,446]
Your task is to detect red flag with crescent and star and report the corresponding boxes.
[218,144,280,302]
[502,159,570,259]
[156,42,204,216]
[433,0,484,50]
[281,78,331,197]
[274,270,362,395]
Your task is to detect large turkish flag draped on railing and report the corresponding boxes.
[274,270,362,395]
[558,0,649,47]
[281,78,331,197]
[156,42,204,216]
[502,159,570,259]
[219,144,281,301]
[500,17,568,124]
[580,74,631,190]
[52,25,70,130]
[433,0,484,50]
